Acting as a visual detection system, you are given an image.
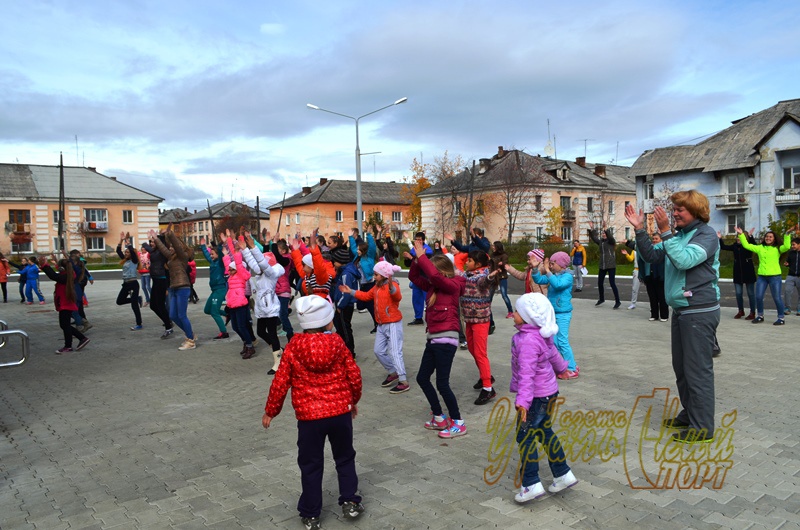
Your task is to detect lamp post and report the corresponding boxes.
[306,97,407,232]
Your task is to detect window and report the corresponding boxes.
[205,221,209,231]
[392,211,402,222]
[285,215,290,226]
[86,237,105,251]
[122,210,133,224]
[453,201,461,215]
[295,213,300,224]
[336,210,343,222]
[12,241,32,253]
[608,200,615,215]
[85,209,107,222]
[9,209,31,226]
[587,197,594,212]
[560,196,571,210]
[476,200,484,216]
[536,227,543,241]
[727,213,745,234]
[625,227,631,240]
[535,195,542,212]
[608,227,615,237]
[561,226,572,241]
[784,166,800,188]
[375,211,383,221]
[644,182,655,200]
[352,211,364,221]
[727,174,745,202]
[624,201,630,210]
[52,237,64,251]
[53,210,63,224]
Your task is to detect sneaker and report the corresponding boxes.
[301,517,321,530]
[659,318,668,322]
[796,311,800,316]
[143,302,149,307]
[514,482,546,503]
[474,388,496,406]
[424,414,450,431]
[752,316,764,323]
[438,421,467,439]
[557,370,579,380]
[341,501,365,519]
[627,304,636,310]
[76,338,91,351]
[381,373,399,387]
[55,347,74,354]
[506,312,514,319]
[488,324,496,335]
[277,330,287,337]
[213,332,230,340]
[548,470,578,493]
[370,327,377,334]
[39,300,46,305]
[130,325,143,331]
[672,429,714,444]
[459,341,468,350]
[648,317,657,321]
[26,301,33,305]
[389,382,410,394]
[661,417,691,429]
[473,375,495,390]
[358,308,367,313]
[408,318,424,326]
[575,288,582,292]
[178,338,196,350]
[773,318,785,326]
[595,300,604,306]
[613,301,621,309]
[161,328,174,339]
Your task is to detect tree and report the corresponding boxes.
[493,149,550,242]
[215,204,258,241]
[400,157,432,232]
[545,206,563,242]
[364,209,385,236]
[425,151,466,240]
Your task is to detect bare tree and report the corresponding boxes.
[493,150,550,242]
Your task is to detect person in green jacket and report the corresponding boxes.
[736,225,796,325]
[200,236,230,339]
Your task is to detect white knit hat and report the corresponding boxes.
[295,295,334,329]
[515,293,559,338]
[301,254,313,268]
[228,261,237,270]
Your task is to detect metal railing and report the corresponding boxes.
[0,320,31,369]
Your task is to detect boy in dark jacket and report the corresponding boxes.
[783,237,800,315]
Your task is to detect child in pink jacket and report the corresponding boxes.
[510,293,578,504]
[226,237,253,358]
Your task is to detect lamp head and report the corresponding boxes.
[394,97,408,105]
[306,104,320,110]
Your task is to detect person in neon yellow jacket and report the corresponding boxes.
[737,224,796,325]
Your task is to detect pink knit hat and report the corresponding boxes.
[527,248,545,261]
[374,261,401,278]
[550,251,571,269]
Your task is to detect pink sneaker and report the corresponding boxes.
[438,421,467,439]
[39,300,46,305]
[424,414,450,431]
[506,312,514,319]
[557,370,579,380]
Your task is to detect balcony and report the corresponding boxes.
[715,194,749,210]
[776,188,800,205]
[6,222,32,233]
[561,209,576,222]
[83,221,109,232]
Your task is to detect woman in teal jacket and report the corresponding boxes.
[200,237,229,339]
[737,225,795,325]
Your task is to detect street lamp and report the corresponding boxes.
[306,97,407,232]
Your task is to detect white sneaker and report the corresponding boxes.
[627,304,636,310]
[178,338,196,351]
[548,470,578,493]
[514,482,546,503]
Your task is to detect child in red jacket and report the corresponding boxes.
[262,295,364,529]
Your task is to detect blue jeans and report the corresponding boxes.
[516,393,571,487]
[498,278,513,313]
[416,341,461,421]
[168,287,193,339]
[278,296,294,340]
[756,275,784,318]
[229,305,252,345]
[410,282,425,319]
[140,273,152,303]
[734,282,755,313]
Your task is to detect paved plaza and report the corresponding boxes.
[1,275,799,530]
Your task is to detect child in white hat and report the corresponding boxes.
[510,293,578,503]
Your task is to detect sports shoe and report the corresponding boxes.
[459,341,468,350]
[672,429,714,444]
[752,316,764,323]
[488,324,496,335]
[55,347,74,354]
[143,302,149,307]
[659,318,668,322]
[595,300,604,306]
[648,317,657,321]
[438,421,467,439]
[557,370,579,380]
[40,300,46,305]
[341,501,365,519]
[627,304,636,310]
[796,311,800,316]
[733,310,745,319]
[276,329,286,337]
[370,327,377,334]
[389,382,410,394]
[213,332,230,340]
[381,373,399,387]
[408,318,424,326]
[613,301,621,309]
[26,301,33,305]
[178,338,196,350]
[301,517,321,530]
[473,375,496,390]
[474,388,496,405]
[575,288,582,292]
[506,312,514,319]
[76,338,91,351]
[161,328,174,339]
[424,414,450,431]
[773,318,785,326]
[514,482,546,503]
[661,417,690,429]
[549,470,578,493]
[130,325,143,331]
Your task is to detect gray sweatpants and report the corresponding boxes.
[671,308,720,438]
[784,275,800,313]
[374,321,406,380]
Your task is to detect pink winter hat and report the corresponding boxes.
[374,261,401,278]
[527,248,545,261]
[550,251,571,269]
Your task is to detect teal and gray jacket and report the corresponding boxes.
[634,219,720,311]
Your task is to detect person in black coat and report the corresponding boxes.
[718,229,757,319]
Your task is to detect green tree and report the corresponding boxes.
[400,157,432,232]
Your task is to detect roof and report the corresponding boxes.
[181,201,269,221]
[630,98,800,177]
[0,163,163,203]
[159,208,193,223]
[267,180,411,209]
[418,149,634,197]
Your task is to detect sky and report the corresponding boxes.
[2,0,799,212]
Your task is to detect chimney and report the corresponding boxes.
[319,178,328,185]
[110,176,116,180]
[479,158,491,173]
[497,146,505,158]
[576,157,586,167]
[184,207,188,211]
[302,186,312,196]
[594,164,607,178]
[194,210,197,213]
[88,167,96,172]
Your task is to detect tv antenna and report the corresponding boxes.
[577,139,595,158]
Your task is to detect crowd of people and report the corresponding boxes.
[6,189,800,530]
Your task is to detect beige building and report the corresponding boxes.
[266,179,413,239]
[0,163,162,256]
[173,201,270,245]
[418,147,636,244]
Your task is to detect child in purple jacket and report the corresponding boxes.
[510,293,579,504]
